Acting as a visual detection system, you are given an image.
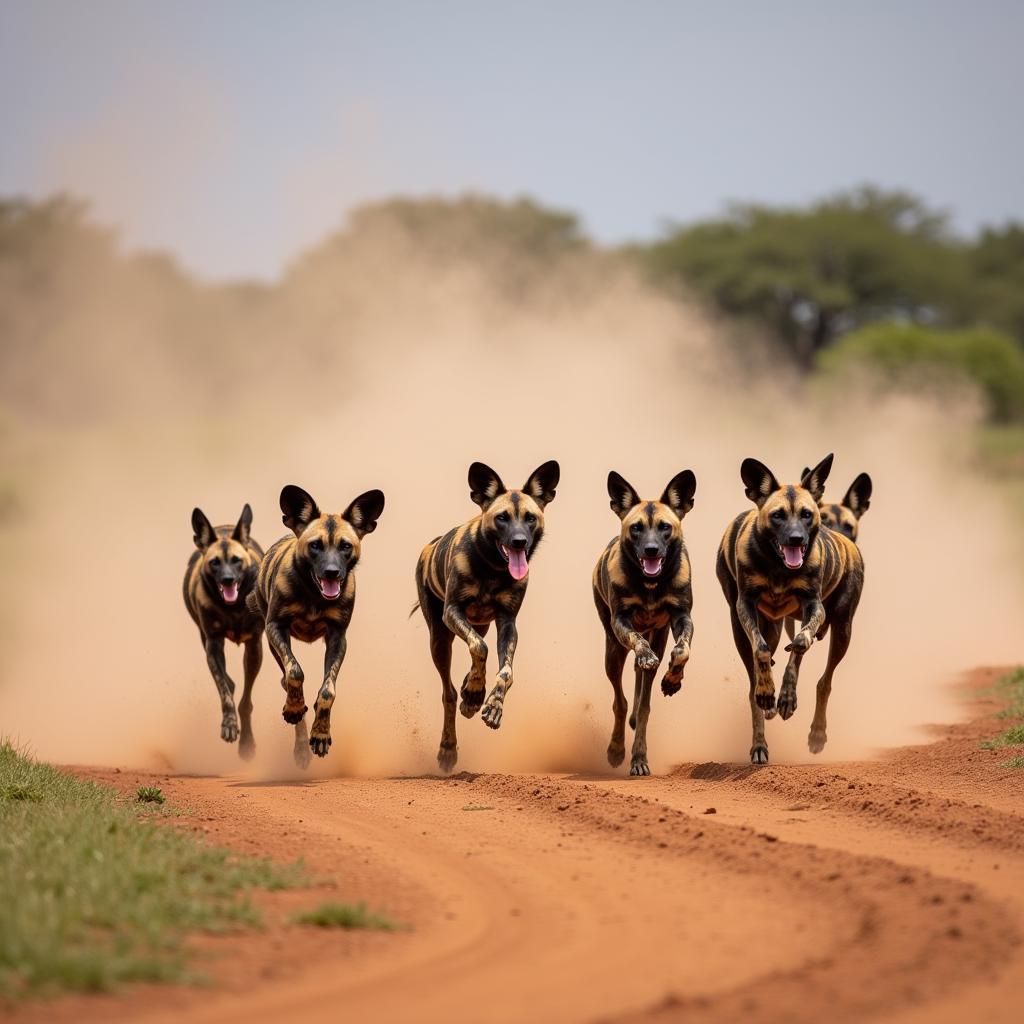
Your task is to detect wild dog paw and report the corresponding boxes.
[635,643,660,672]
[785,630,813,654]
[607,741,625,767]
[309,732,332,758]
[629,756,651,777]
[281,695,307,725]
[808,726,827,754]
[749,743,769,765]
[437,743,458,774]
[459,673,485,719]
[776,686,797,720]
[662,643,689,695]
[481,696,504,730]
[220,711,239,743]
[754,683,776,712]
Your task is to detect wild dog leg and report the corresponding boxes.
[611,613,660,672]
[237,636,262,759]
[778,597,825,720]
[267,640,310,768]
[730,607,768,764]
[809,614,853,754]
[203,637,239,743]
[481,614,517,730]
[662,608,694,696]
[735,595,775,712]
[266,617,306,725]
[459,622,490,719]
[630,626,668,777]
[603,629,629,767]
[309,627,346,757]
[443,603,489,711]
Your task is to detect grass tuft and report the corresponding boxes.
[1000,755,1024,770]
[980,724,1024,750]
[461,804,494,812]
[135,786,165,804]
[291,902,399,931]
[0,741,306,999]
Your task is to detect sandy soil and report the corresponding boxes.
[8,667,1024,1024]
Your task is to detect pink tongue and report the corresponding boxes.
[320,578,341,599]
[221,581,239,604]
[783,546,804,569]
[507,548,529,581]
[641,557,663,577]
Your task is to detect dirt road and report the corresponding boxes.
[12,667,1024,1024]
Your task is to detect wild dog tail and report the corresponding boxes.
[408,601,421,619]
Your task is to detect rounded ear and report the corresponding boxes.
[232,503,253,544]
[192,508,216,549]
[843,472,872,519]
[661,470,696,518]
[607,471,641,520]
[280,485,320,537]
[343,489,385,537]
[740,459,780,508]
[468,462,506,510]
[800,453,834,503]
[523,460,560,509]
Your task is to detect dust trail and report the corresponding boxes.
[0,213,1019,777]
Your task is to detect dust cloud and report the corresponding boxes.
[1,213,1019,778]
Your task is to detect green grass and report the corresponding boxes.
[136,785,165,804]
[0,741,306,999]
[981,724,1024,750]
[461,804,494,812]
[290,902,399,931]
[977,669,1024,762]
[1000,756,1024,770]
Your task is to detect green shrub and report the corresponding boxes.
[818,323,1024,421]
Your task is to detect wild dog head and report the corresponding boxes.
[280,485,386,600]
[607,470,696,579]
[741,454,833,571]
[468,460,560,581]
[817,472,872,541]
[191,504,257,606]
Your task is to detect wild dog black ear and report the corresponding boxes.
[468,462,506,510]
[843,472,872,519]
[607,471,641,520]
[192,508,216,549]
[661,470,697,518]
[800,454,834,503]
[800,467,810,479]
[740,459,780,508]
[280,485,320,537]
[343,489,385,537]
[523,460,560,509]
[232,503,253,544]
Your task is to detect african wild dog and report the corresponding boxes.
[249,485,385,767]
[786,469,872,642]
[183,504,264,759]
[717,454,864,764]
[593,470,696,777]
[414,461,560,773]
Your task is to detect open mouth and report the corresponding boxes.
[317,576,342,600]
[641,556,663,577]
[499,544,529,581]
[779,544,807,570]
[218,581,240,604]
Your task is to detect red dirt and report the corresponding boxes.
[7,667,1024,1024]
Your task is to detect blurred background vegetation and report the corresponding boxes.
[3,186,1024,507]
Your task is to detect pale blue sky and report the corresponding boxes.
[2,0,1021,280]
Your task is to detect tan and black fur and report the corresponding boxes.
[183,504,264,759]
[593,470,696,777]
[249,485,385,767]
[716,454,864,764]
[814,471,872,542]
[414,460,560,773]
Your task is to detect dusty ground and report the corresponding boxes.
[8,667,1024,1024]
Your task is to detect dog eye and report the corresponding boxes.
[309,539,323,553]
[630,522,642,534]
[800,508,813,520]
[658,522,671,533]
[524,513,536,525]
[771,510,785,521]
[231,556,242,565]
[340,541,352,553]
[496,512,510,524]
